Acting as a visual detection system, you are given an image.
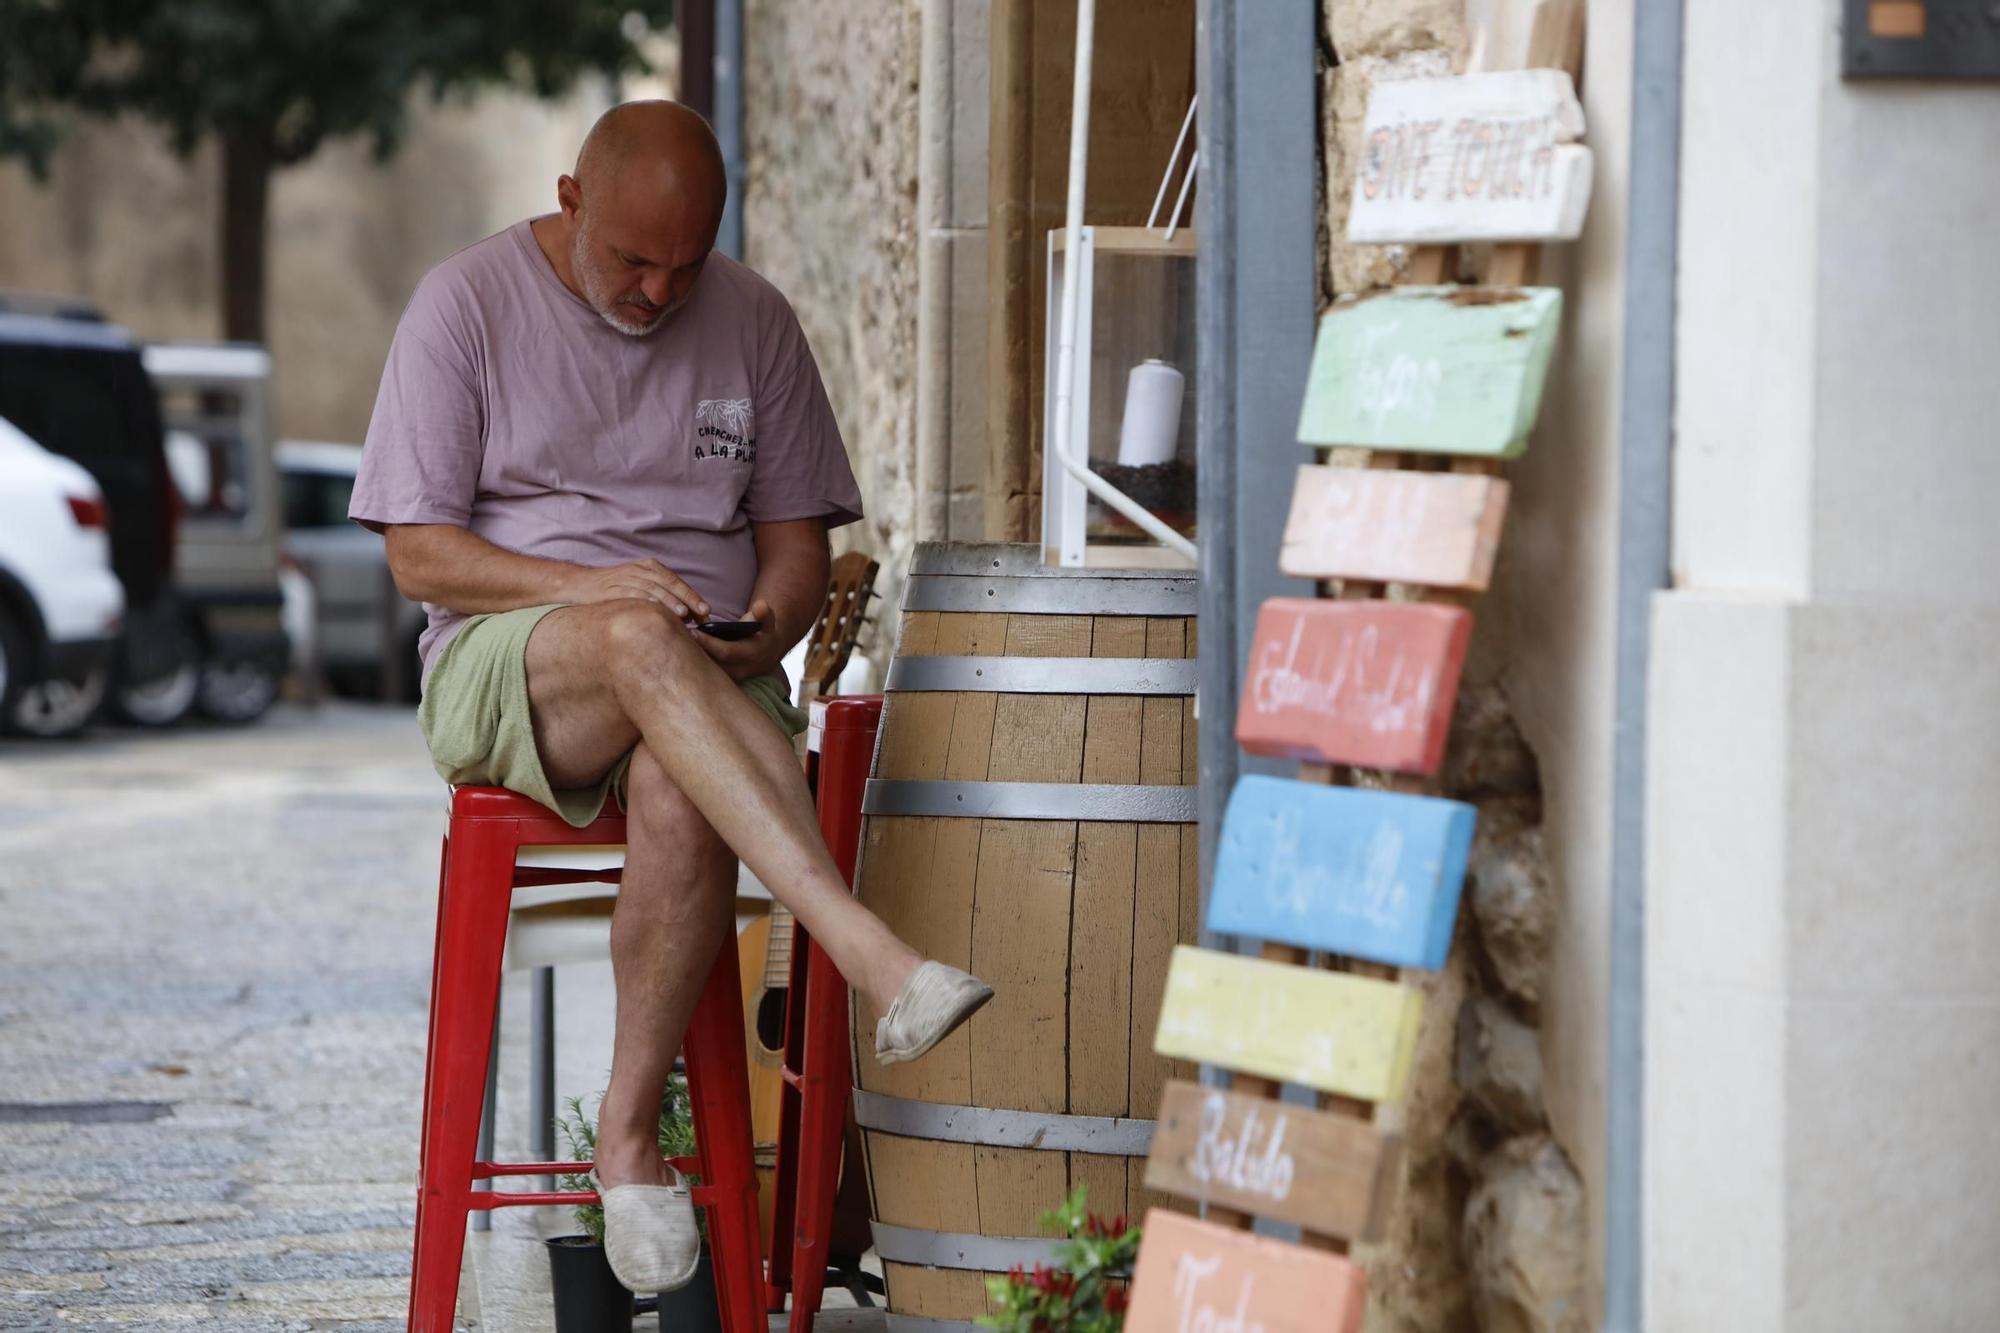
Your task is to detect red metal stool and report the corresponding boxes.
[767,695,882,1329]
[407,788,765,1333]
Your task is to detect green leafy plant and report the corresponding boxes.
[556,1077,702,1246]
[980,1186,1141,1333]
[0,0,675,340]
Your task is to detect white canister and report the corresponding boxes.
[1116,358,1185,467]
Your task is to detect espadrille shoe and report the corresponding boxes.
[590,1166,700,1294]
[874,961,994,1065]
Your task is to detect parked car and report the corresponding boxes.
[0,298,197,726]
[0,416,125,737]
[276,440,424,699]
[145,342,289,722]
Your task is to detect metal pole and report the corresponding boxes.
[679,0,716,118]
[473,1011,499,1232]
[529,965,557,1193]
[713,0,745,261]
[1606,0,1684,1325]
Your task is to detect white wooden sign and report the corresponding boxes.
[1346,69,1593,245]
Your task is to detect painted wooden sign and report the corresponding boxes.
[1143,1079,1402,1242]
[1236,598,1471,773]
[1207,776,1476,970]
[1346,69,1593,244]
[1125,1208,1368,1333]
[1153,946,1425,1102]
[1280,464,1510,591]
[1295,286,1562,457]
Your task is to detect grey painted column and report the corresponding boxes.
[1194,0,1317,905]
[1606,0,1683,1325]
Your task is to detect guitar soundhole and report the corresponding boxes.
[755,986,788,1054]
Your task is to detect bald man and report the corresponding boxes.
[351,102,990,1294]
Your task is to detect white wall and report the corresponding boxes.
[1650,2,2000,1326]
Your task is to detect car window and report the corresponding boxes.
[155,383,253,521]
[0,344,160,472]
[280,468,356,530]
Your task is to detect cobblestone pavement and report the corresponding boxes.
[0,703,446,1331]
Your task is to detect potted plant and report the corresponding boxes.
[549,1079,720,1333]
[980,1186,1142,1333]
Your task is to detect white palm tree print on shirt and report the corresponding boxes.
[695,398,754,434]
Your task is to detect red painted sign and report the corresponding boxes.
[1125,1208,1368,1333]
[1235,598,1470,773]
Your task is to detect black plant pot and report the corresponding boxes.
[649,1248,721,1333]
[545,1234,634,1333]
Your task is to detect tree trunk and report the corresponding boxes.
[220,134,271,343]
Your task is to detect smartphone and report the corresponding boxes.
[695,619,763,641]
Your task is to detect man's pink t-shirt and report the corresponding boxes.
[350,219,863,678]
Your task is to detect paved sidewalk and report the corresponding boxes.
[0,704,445,1330]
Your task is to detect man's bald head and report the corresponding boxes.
[573,100,727,222]
[554,101,727,336]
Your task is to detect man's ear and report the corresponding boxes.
[556,174,582,221]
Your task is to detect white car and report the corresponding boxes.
[0,415,125,736]
[276,440,426,698]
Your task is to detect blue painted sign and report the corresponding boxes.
[1207,776,1476,970]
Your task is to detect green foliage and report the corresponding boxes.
[979,1186,1141,1333]
[556,1077,703,1247]
[0,0,677,176]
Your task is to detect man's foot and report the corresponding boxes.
[590,1167,701,1294]
[873,961,994,1065]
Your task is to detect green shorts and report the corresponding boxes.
[418,603,808,828]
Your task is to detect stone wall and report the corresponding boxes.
[742,3,925,641]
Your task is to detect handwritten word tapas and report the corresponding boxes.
[1296,285,1562,457]
[1125,1208,1368,1333]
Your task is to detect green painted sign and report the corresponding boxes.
[1295,286,1563,458]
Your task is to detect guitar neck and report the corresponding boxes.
[762,905,795,988]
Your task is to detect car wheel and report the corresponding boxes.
[197,658,279,723]
[12,668,108,739]
[112,623,202,728]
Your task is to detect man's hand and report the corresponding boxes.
[561,560,710,620]
[696,598,787,682]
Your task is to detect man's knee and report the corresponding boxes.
[596,600,701,681]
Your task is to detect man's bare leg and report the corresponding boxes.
[588,743,736,1188]
[524,599,922,1022]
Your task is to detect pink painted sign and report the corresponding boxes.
[1125,1208,1367,1333]
[1235,598,1470,773]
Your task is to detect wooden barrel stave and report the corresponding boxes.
[856,584,1198,1326]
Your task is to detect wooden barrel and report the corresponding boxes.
[851,542,1199,1329]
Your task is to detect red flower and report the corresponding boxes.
[1106,1285,1131,1315]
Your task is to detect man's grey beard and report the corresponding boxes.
[596,301,671,337]
[572,230,679,336]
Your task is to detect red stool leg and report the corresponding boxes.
[683,929,767,1333]
[407,819,517,1333]
[785,933,852,1333]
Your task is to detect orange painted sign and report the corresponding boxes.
[1235,598,1471,773]
[1125,1208,1368,1333]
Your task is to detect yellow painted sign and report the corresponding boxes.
[1152,946,1424,1103]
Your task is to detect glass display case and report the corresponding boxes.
[1042,225,1198,568]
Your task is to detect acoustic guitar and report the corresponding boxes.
[737,549,880,1259]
